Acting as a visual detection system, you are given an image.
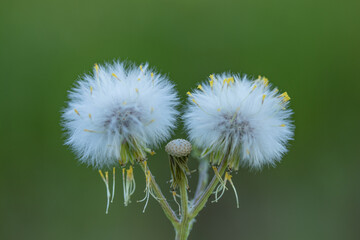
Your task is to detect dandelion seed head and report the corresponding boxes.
[62,61,179,168]
[184,73,294,169]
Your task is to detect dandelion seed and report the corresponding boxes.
[211,172,239,208]
[123,166,136,206]
[172,191,181,215]
[225,172,239,208]
[138,169,151,213]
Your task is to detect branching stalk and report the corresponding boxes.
[139,152,229,240]
[190,155,228,218]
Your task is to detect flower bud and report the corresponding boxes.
[165,139,192,158]
[165,139,192,189]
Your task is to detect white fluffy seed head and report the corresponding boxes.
[184,74,294,170]
[165,139,192,157]
[62,61,179,169]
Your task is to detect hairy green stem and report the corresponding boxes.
[175,155,228,239]
[175,174,191,240]
[139,161,180,226]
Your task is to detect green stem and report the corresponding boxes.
[193,159,209,201]
[175,173,191,240]
[139,161,180,226]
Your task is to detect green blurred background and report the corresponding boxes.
[1,0,359,239]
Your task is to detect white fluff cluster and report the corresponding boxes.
[184,74,294,169]
[62,61,179,169]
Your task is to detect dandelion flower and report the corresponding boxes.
[62,61,179,168]
[184,74,294,170]
[62,61,178,212]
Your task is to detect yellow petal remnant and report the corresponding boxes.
[146,119,155,126]
[209,79,214,88]
[123,165,136,207]
[212,166,227,187]
[263,77,269,86]
[90,86,93,95]
[257,75,269,86]
[280,92,290,102]
[111,167,116,203]
[140,65,143,72]
[138,78,141,81]
[252,85,257,91]
[197,84,204,91]
[209,75,215,88]
[229,77,234,84]
[280,124,286,127]
[127,166,133,180]
[223,78,227,86]
[99,170,111,214]
[209,74,214,81]
[186,91,192,97]
[94,63,100,85]
[74,109,80,116]
[151,73,154,86]
[112,73,119,80]
[98,169,105,180]
[262,94,266,104]
[88,113,92,119]
[135,88,139,93]
[138,165,154,213]
[225,172,239,208]
[84,129,97,133]
[172,190,181,214]
[217,108,221,112]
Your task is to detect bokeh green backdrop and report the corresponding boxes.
[1,0,359,239]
